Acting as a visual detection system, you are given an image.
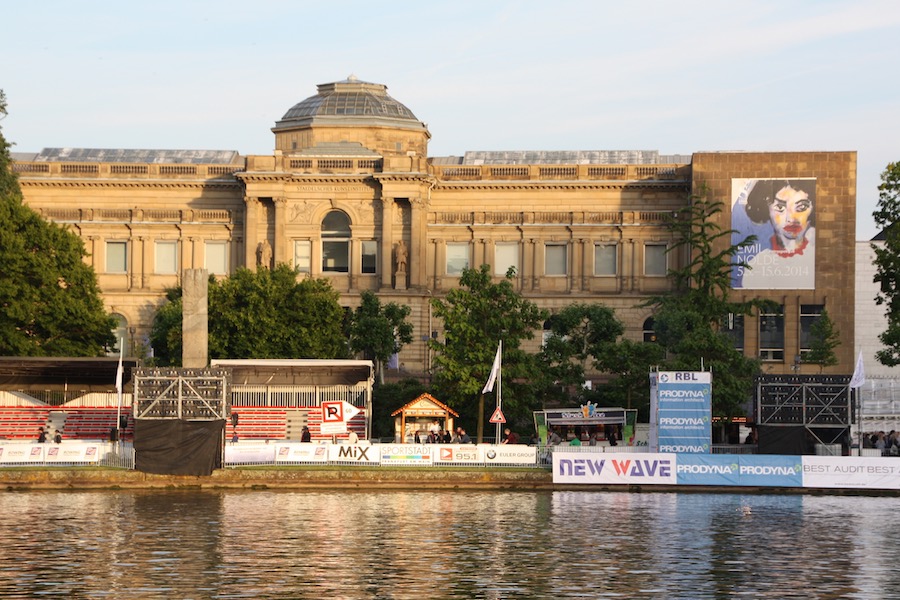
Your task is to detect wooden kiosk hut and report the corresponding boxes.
[391,393,458,442]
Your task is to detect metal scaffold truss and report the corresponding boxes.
[758,375,851,427]
[133,368,228,421]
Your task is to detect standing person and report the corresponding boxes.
[37,427,47,443]
[300,426,312,443]
[347,430,359,444]
[53,430,62,444]
[501,428,519,444]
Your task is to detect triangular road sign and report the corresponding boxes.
[489,407,506,424]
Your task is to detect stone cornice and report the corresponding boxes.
[18,179,241,191]
[431,181,690,192]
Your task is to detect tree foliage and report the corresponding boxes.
[0,89,116,356]
[348,290,414,383]
[644,188,771,418]
[804,308,840,372]
[149,264,348,365]
[537,303,624,405]
[429,265,547,431]
[873,162,900,366]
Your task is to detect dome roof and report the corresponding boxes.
[275,76,423,131]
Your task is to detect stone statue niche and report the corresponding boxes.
[256,239,273,270]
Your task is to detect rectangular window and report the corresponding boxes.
[205,241,228,275]
[594,244,617,276]
[155,241,178,274]
[294,240,311,274]
[759,305,785,361]
[644,244,667,276]
[800,304,824,356]
[322,241,349,273]
[446,243,470,276]
[545,244,567,276]
[494,243,519,276]
[361,241,377,274]
[724,313,745,352]
[106,241,127,273]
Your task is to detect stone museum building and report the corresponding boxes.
[11,76,857,378]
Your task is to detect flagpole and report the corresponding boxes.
[495,340,502,444]
[115,338,124,453]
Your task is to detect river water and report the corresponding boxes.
[0,489,898,599]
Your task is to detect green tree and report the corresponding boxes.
[644,188,772,418]
[0,90,116,356]
[804,308,840,373]
[430,265,547,438]
[537,303,624,406]
[147,288,184,366]
[594,338,666,420]
[873,162,900,366]
[149,264,348,364]
[348,290,414,384]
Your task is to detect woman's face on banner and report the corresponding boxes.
[769,185,813,242]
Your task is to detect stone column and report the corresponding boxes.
[140,236,150,288]
[379,196,394,289]
[182,269,209,368]
[532,238,542,292]
[410,197,427,288]
[581,238,591,292]
[243,197,260,270]
[274,197,287,266]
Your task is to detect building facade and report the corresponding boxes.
[12,76,857,378]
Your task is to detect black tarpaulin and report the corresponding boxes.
[134,419,224,476]
[757,425,808,455]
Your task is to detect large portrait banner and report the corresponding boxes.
[731,178,816,290]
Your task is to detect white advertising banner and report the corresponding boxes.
[225,443,278,464]
[378,444,434,466]
[328,443,380,464]
[802,456,900,490]
[44,444,100,463]
[274,443,327,463]
[433,444,484,464]
[0,444,46,463]
[553,451,677,485]
[483,444,537,465]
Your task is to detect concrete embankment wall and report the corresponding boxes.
[0,468,556,491]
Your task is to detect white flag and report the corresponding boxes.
[115,342,124,396]
[849,350,866,389]
[482,341,502,394]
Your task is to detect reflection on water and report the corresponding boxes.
[0,489,899,598]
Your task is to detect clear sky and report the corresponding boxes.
[3,1,898,240]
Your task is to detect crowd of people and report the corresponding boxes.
[867,430,900,454]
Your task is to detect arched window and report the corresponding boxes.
[321,211,351,273]
[642,317,657,343]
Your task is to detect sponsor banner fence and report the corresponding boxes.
[802,456,900,490]
[483,444,537,465]
[378,444,434,466]
[274,443,327,463]
[675,454,803,487]
[434,444,484,465]
[225,443,278,464]
[44,444,100,464]
[328,443,380,464]
[554,452,677,485]
[0,443,101,464]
